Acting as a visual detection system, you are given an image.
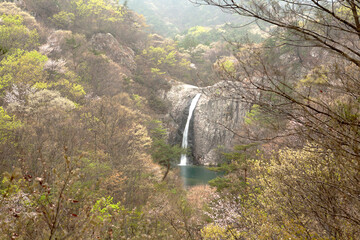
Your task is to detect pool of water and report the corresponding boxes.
[178,165,223,187]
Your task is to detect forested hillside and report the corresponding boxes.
[0,0,359,239]
[0,0,206,238]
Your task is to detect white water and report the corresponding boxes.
[179,93,201,166]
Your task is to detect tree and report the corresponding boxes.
[191,0,360,238]
[0,48,85,105]
[23,0,147,48]
[0,152,151,240]
[229,144,360,239]
[192,0,360,171]
[0,107,21,144]
[0,13,39,56]
[149,120,184,181]
[192,0,360,66]
[140,40,191,78]
[0,49,47,104]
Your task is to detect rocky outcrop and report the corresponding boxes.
[164,80,249,166]
[90,33,136,72]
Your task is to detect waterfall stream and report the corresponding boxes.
[179,93,201,166]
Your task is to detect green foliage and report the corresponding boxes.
[177,26,221,49]
[150,67,165,75]
[0,49,85,101]
[151,138,183,167]
[208,177,231,191]
[44,73,86,98]
[222,59,235,73]
[74,0,124,22]
[335,100,360,123]
[143,45,177,68]
[0,13,39,55]
[177,23,267,51]
[0,168,22,197]
[201,223,240,240]
[51,11,75,29]
[139,41,191,82]
[299,65,329,86]
[132,93,146,108]
[206,143,360,239]
[244,104,277,128]
[69,82,86,97]
[216,57,236,76]
[49,0,145,44]
[245,144,360,238]
[92,196,123,222]
[188,26,211,36]
[148,120,184,180]
[0,107,21,144]
[220,143,259,171]
[0,49,47,94]
[244,104,261,125]
[148,120,167,138]
[209,143,258,193]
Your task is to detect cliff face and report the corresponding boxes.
[164,81,249,165]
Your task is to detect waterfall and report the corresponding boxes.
[179,93,201,166]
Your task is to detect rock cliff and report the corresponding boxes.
[164,80,249,165]
[90,33,137,73]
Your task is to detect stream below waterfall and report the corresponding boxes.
[179,165,223,187]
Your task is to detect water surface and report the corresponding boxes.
[179,165,223,187]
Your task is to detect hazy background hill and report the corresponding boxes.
[126,0,245,36]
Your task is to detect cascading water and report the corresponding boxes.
[179,93,201,166]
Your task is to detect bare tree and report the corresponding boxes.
[192,0,360,238]
[192,0,360,66]
[190,0,360,156]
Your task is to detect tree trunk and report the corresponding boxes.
[162,162,170,181]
